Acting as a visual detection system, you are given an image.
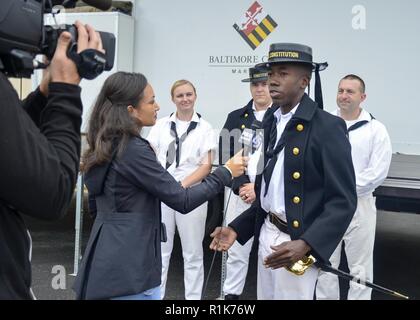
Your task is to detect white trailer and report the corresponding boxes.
[133,0,419,155]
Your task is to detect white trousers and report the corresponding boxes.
[160,201,208,300]
[257,218,319,300]
[223,189,253,296]
[316,195,377,300]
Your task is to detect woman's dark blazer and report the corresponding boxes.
[73,136,231,299]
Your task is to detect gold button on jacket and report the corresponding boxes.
[297,124,304,132]
[293,196,301,204]
[292,220,300,228]
[293,172,301,180]
[241,124,246,129]
[293,147,300,156]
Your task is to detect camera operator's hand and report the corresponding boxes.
[39,61,51,96]
[49,21,104,85]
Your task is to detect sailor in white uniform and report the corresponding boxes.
[147,80,216,300]
[317,74,392,300]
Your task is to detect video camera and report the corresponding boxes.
[0,0,115,79]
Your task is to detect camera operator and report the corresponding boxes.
[0,21,103,299]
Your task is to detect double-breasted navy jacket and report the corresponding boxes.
[229,94,357,264]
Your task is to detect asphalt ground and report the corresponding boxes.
[25,209,420,300]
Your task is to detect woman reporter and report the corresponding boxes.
[73,72,245,300]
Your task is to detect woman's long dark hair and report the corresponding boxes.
[82,72,148,172]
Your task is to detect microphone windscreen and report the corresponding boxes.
[238,128,253,147]
[239,120,263,156]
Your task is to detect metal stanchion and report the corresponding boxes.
[70,173,84,276]
[219,187,232,300]
[220,251,228,299]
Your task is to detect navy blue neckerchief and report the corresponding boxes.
[166,113,201,169]
[347,113,375,133]
[263,115,295,196]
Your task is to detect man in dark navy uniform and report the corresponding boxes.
[211,43,357,300]
[219,67,271,166]
[219,67,272,300]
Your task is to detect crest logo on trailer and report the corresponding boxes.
[233,1,278,50]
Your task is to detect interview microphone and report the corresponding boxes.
[238,120,263,156]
